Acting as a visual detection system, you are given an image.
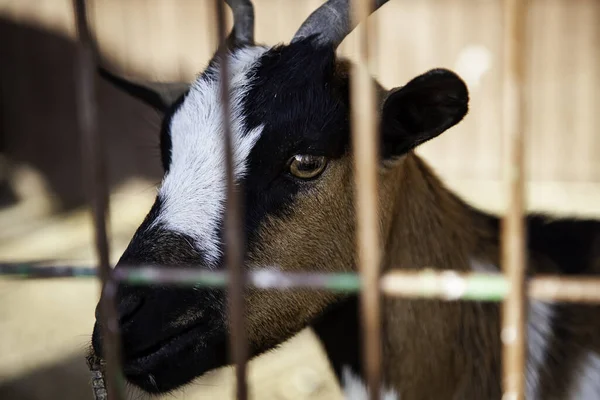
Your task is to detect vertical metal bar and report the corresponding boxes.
[72,1,125,399]
[214,1,248,399]
[349,0,382,398]
[501,1,528,399]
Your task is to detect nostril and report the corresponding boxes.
[94,291,146,327]
[94,289,146,324]
[118,295,145,325]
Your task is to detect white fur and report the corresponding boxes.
[469,258,560,399]
[469,258,498,273]
[341,366,399,400]
[525,300,554,400]
[567,351,600,398]
[151,46,270,265]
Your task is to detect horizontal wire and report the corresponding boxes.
[3,263,600,303]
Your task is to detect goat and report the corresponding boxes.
[90,0,600,398]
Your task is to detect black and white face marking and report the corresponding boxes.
[151,45,269,266]
[92,38,355,394]
[150,38,350,267]
[151,39,350,266]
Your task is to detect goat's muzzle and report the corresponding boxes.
[90,227,230,394]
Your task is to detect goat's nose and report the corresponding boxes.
[94,284,145,325]
[92,285,146,359]
[116,288,146,324]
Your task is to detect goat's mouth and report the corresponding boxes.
[123,322,205,371]
[92,322,228,394]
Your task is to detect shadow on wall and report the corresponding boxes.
[0,17,164,213]
[0,353,93,400]
[0,16,165,400]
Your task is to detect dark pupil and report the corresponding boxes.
[298,158,322,172]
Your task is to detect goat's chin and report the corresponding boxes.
[122,336,228,394]
[89,325,292,396]
[90,335,228,395]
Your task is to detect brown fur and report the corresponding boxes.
[380,155,503,398]
[235,55,501,395]
[241,120,505,396]
[245,154,356,348]
[243,135,600,399]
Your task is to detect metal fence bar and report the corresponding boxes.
[71,1,125,399]
[214,1,248,399]
[8,263,600,304]
[528,277,600,303]
[349,0,382,398]
[501,0,528,399]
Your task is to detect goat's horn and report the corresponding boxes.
[291,0,389,48]
[225,0,255,45]
[98,66,189,111]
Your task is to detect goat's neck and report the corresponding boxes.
[314,153,503,398]
[314,155,600,398]
[384,153,500,270]
[383,154,503,398]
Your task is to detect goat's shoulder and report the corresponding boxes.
[473,208,600,275]
[526,213,600,275]
[521,214,600,398]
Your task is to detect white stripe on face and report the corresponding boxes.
[151,46,270,266]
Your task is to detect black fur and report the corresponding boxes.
[526,215,600,275]
[159,94,186,172]
[92,198,229,393]
[311,211,600,393]
[381,68,469,158]
[480,211,600,275]
[240,38,350,245]
[312,296,362,379]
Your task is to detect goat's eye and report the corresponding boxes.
[288,155,328,179]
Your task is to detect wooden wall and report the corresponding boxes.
[2,0,598,186]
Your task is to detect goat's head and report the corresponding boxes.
[90,0,469,394]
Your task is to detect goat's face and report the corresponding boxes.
[90,37,469,393]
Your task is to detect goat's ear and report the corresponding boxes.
[98,67,190,112]
[380,68,469,160]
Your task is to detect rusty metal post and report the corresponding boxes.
[214,1,248,399]
[501,0,528,399]
[72,1,125,399]
[349,0,382,398]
